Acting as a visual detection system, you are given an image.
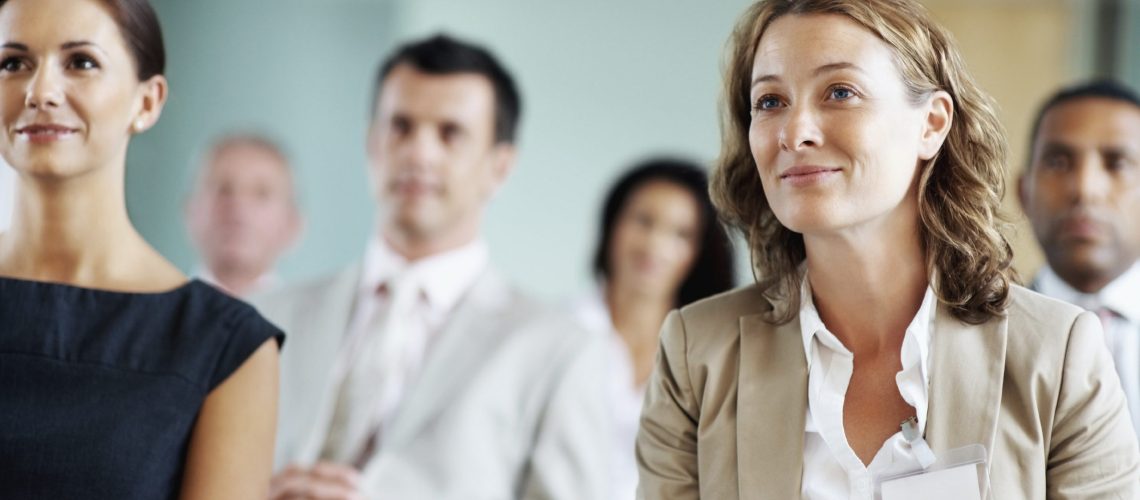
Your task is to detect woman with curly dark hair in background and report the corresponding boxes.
[570,157,734,499]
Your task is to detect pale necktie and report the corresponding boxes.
[321,272,421,464]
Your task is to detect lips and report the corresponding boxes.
[15,123,80,143]
[779,165,842,186]
[1056,216,1105,241]
[779,165,843,178]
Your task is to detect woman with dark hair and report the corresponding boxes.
[0,0,281,498]
[569,157,734,499]
[636,0,1138,498]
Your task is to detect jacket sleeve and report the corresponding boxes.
[519,325,611,500]
[636,310,701,500]
[1047,311,1140,498]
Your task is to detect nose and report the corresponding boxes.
[1069,155,1111,206]
[397,126,445,172]
[777,102,823,152]
[24,65,63,110]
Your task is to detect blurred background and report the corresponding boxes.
[1,0,1138,300]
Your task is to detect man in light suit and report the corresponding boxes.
[256,34,609,500]
[1019,80,1140,437]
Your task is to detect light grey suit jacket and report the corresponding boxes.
[636,284,1140,499]
[253,263,610,500]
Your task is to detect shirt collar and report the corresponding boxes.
[797,271,937,377]
[1035,261,1140,323]
[797,270,938,432]
[359,235,490,313]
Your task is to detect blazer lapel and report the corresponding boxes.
[379,269,516,448]
[925,304,1008,469]
[737,313,808,499]
[293,264,364,463]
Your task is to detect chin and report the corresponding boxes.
[771,212,840,236]
[8,153,92,179]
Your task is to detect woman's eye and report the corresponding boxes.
[829,87,854,100]
[754,95,783,111]
[68,55,99,70]
[0,57,26,72]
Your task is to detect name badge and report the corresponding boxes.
[875,418,990,500]
[880,461,983,500]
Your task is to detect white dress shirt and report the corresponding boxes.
[1035,262,1140,436]
[569,287,644,500]
[799,274,937,500]
[324,237,490,459]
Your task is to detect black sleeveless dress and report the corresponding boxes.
[0,277,284,499]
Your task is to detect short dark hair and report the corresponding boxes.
[0,0,165,81]
[1027,80,1140,167]
[372,34,521,144]
[593,158,736,308]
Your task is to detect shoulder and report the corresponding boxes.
[472,270,602,359]
[185,282,283,390]
[646,284,777,379]
[251,266,356,312]
[248,265,358,328]
[669,284,772,346]
[1005,284,1085,333]
[1003,284,1088,355]
[677,284,770,327]
[999,284,1108,397]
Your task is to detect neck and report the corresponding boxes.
[383,221,480,262]
[1053,259,1135,295]
[0,166,161,287]
[804,216,928,356]
[606,281,673,343]
[206,261,269,297]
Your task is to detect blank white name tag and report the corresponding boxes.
[880,463,982,500]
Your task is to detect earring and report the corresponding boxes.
[133,120,145,132]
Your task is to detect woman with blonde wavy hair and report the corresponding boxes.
[635,0,1139,498]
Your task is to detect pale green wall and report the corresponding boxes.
[1122,0,1140,86]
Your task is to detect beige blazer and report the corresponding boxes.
[253,264,611,500]
[636,284,1140,499]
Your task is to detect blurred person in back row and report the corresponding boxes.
[1020,80,1140,438]
[569,157,734,499]
[185,133,301,297]
[255,34,609,500]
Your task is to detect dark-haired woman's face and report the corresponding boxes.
[0,0,165,178]
[608,180,701,300]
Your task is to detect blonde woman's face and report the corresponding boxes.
[747,13,943,238]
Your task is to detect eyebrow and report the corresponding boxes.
[1037,142,1075,155]
[751,62,866,88]
[0,40,98,51]
[61,41,97,50]
[1039,141,1138,157]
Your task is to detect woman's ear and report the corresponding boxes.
[918,90,953,161]
[131,75,168,134]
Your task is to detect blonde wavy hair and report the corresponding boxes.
[711,0,1015,325]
